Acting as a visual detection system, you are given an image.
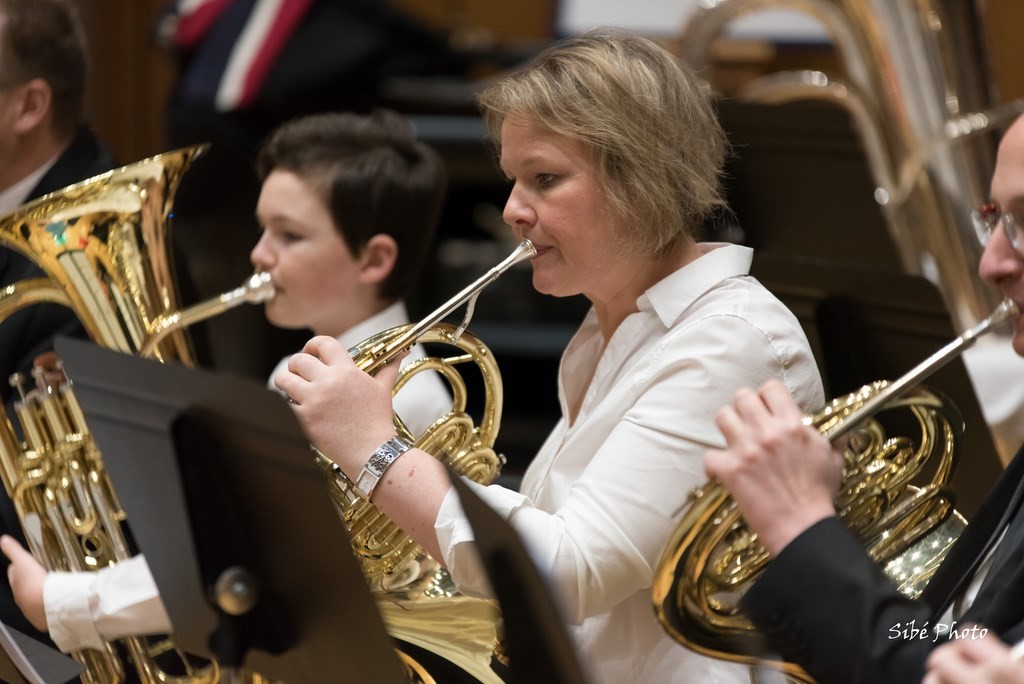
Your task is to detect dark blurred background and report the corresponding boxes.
[71,0,1024,487]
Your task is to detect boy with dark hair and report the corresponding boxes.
[2,109,452,651]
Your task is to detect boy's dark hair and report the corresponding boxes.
[0,0,88,140]
[257,109,446,301]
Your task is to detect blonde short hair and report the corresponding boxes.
[477,30,727,254]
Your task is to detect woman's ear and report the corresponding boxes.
[357,233,399,286]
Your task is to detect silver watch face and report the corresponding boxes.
[356,470,377,495]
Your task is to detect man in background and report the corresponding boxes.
[0,0,114,645]
[705,114,1024,684]
[0,0,114,399]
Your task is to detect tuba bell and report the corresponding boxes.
[678,0,1021,334]
[315,240,536,682]
[0,145,273,683]
[652,299,1018,682]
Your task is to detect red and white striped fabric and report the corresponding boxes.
[169,0,315,111]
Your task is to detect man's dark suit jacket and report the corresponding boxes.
[1,126,115,403]
[0,126,114,644]
[742,445,1024,684]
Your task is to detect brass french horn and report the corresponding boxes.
[0,145,272,683]
[316,240,536,683]
[653,299,1018,683]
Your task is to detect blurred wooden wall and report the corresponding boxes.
[984,0,1024,103]
[82,0,174,165]
[394,0,554,44]
[82,0,1024,167]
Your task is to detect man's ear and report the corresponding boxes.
[11,79,53,135]
[357,233,399,286]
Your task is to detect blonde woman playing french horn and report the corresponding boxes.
[277,30,823,683]
[705,114,1024,684]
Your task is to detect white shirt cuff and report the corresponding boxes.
[434,478,530,596]
[42,556,173,654]
[44,571,104,653]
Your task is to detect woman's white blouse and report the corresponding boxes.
[435,242,825,683]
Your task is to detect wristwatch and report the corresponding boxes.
[354,436,413,500]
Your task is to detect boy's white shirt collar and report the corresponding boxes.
[0,152,60,214]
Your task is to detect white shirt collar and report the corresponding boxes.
[639,242,754,328]
[337,300,410,349]
[0,153,61,215]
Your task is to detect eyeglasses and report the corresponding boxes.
[972,202,1023,252]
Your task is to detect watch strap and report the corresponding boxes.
[354,436,413,499]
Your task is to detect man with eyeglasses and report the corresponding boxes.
[963,173,1024,461]
[974,202,1024,250]
[702,113,1024,684]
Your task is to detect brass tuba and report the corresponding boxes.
[315,240,536,683]
[0,146,273,683]
[678,0,1021,334]
[652,299,1019,683]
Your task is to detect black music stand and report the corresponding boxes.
[750,252,1005,519]
[55,337,407,684]
[0,622,81,684]
[447,475,589,684]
